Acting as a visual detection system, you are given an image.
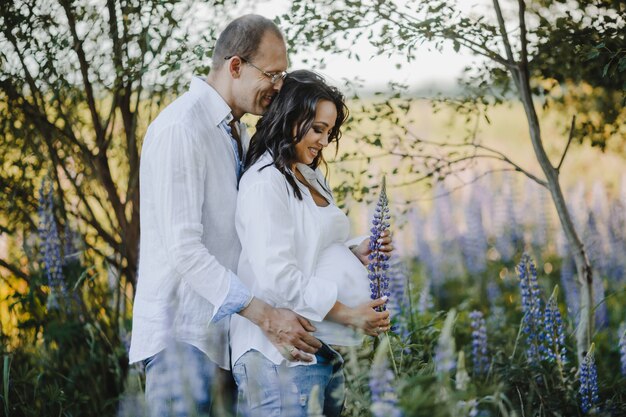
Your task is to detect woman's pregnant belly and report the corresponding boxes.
[312,242,371,346]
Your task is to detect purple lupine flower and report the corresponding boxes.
[619,326,626,377]
[432,182,464,280]
[486,280,501,310]
[368,177,391,312]
[579,343,599,414]
[417,282,433,314]
[469,310,489,375]
[517,254,543,361]
[461,186,488,275]
[526,180,550,256]
[369,344,402,417]
[38,178,68,309]
[387,257,410,344]
[541,286,567,365]
[607,201,626,283]
[456,399,479,417]
[493,174,522,262]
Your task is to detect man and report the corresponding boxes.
[129,15,322,416]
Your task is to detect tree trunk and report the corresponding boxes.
[516,69,594,363]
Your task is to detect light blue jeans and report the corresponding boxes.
[144,342,216,417]
[232,346,345,417]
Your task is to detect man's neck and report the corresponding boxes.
[205,74,242,122]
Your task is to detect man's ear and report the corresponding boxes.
[228,56,243,79]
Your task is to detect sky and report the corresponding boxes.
[222,0,480,92]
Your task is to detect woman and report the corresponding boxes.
[230,70,392,417]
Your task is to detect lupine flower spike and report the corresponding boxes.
[517,254,543,361]
[541,286,567,368]
[369,339,402,417]
[469,310,489,375]
[579,343,599,414]
[368,176,391,312]
[38,178,68,309]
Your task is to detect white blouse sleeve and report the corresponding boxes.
[236,175,338,322]
[147,124,235,319]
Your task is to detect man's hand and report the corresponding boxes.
[239,298,322,362]
[352,229,394,265]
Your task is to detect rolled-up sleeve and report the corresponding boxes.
[148,124,249,321]
[236,177,338,322]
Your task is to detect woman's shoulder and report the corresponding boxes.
[239,152,289,193]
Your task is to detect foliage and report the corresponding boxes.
[1,255,127,416]
[0,0,243,291]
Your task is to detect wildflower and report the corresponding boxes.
[493,174,522,262]
[461,187,488,275]
[486,280,501,310]
[517,254,543,361]
[579,343,599,414]
[417,283,433,314]
[38,178,68,309]
[432,182,464,280]
[387,257,409,318]
[455,351,470,391]
[469,310,489,375]
[368,176,391,311]
[387,257,410,343]
[456,399,479,417]
[541,286,567,365]
[435,309,457,374]
[369,341,402,417]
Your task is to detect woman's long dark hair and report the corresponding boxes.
[244,70,349,200]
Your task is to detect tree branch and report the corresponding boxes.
[556,115,576,172]
[493,0,521,88]
[59,0,105,146]
[0,257,30,281]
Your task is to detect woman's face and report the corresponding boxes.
[293,99,337,166]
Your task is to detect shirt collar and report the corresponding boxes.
[189,76,235,127]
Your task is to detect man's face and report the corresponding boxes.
[233,32,288,117]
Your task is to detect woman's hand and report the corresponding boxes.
[352,230,394,266]
[326,297,391,337]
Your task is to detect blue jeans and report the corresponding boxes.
[144,342,216,417]
[232,346,345,417]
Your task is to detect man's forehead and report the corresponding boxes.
[255,33,288,68]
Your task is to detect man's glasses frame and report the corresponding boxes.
[224,55,287,84]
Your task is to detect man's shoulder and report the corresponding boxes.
[145,93,220,142]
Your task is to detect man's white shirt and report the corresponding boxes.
[129,77,252,369]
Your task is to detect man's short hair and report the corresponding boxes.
[212,14,284,70]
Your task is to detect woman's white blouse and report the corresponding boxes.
[230,152,369,366]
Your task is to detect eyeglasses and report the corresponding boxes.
[224,55,287,84]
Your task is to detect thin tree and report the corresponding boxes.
[282,0,624,361]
